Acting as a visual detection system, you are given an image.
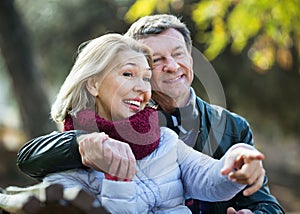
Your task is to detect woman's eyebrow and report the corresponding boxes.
[123,62,151,71]
[124,62,137,66]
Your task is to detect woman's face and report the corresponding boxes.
[91,50,152,121]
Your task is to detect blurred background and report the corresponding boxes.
[0,0,299,213]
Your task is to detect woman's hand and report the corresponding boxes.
[77,132,137,180]
[221,145,265,196]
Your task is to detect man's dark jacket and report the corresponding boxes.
[17,97,284,214]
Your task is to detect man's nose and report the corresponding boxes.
[163,56,180,72]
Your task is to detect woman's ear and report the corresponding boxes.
[86,77,99,97]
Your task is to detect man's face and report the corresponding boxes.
[139,28,193,107]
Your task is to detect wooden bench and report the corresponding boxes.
[0,182,108,213]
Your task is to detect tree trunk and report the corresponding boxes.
[0,0,56,139]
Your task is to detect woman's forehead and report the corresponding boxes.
[117,50,149,67]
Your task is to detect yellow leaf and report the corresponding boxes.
[125,0,159,23]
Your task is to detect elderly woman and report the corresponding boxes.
[44,33,263,213]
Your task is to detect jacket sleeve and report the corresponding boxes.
[101,180,141,213]
[178,140,247,202]
[16,130,86,180]
[234,176,285,214]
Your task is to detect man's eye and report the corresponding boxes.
[173,52,183,57]
[153,58,161,63]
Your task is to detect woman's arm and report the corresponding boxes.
[46,170,146,213]
[178,141,263,202]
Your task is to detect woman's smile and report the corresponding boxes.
[124,98,143,112]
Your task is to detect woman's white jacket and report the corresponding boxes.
[44,127,247,214]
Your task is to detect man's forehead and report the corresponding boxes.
[140,28,184,41]
[138,29,186,53]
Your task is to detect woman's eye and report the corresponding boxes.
[143,77,151,82]
[123,72,133,77]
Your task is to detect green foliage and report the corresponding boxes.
[125,0,173,22]
[126,0,300,73]
[125,0,159,22]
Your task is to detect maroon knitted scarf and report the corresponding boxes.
[64,107,161,160]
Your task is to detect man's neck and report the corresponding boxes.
[175,90,192,108]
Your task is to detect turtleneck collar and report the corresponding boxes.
[63,107,161,160]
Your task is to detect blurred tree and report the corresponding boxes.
[0,0,56,139]
[15,0,129,90]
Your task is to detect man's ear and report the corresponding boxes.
[86,77,98,97]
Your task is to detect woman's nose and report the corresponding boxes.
[134,78,150,93]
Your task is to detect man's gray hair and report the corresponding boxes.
[125,14,192,52]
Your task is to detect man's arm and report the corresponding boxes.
[17,131,84,180]
[232,177,285,214]
[17,131,137,181]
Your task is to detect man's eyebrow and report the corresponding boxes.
[152,45,185,56]
[173,45,185,51]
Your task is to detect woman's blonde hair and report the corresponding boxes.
[51,33,153,123]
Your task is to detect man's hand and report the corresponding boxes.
[77,132,136,180]
[221,146,265,196]
[227,207,252,214]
